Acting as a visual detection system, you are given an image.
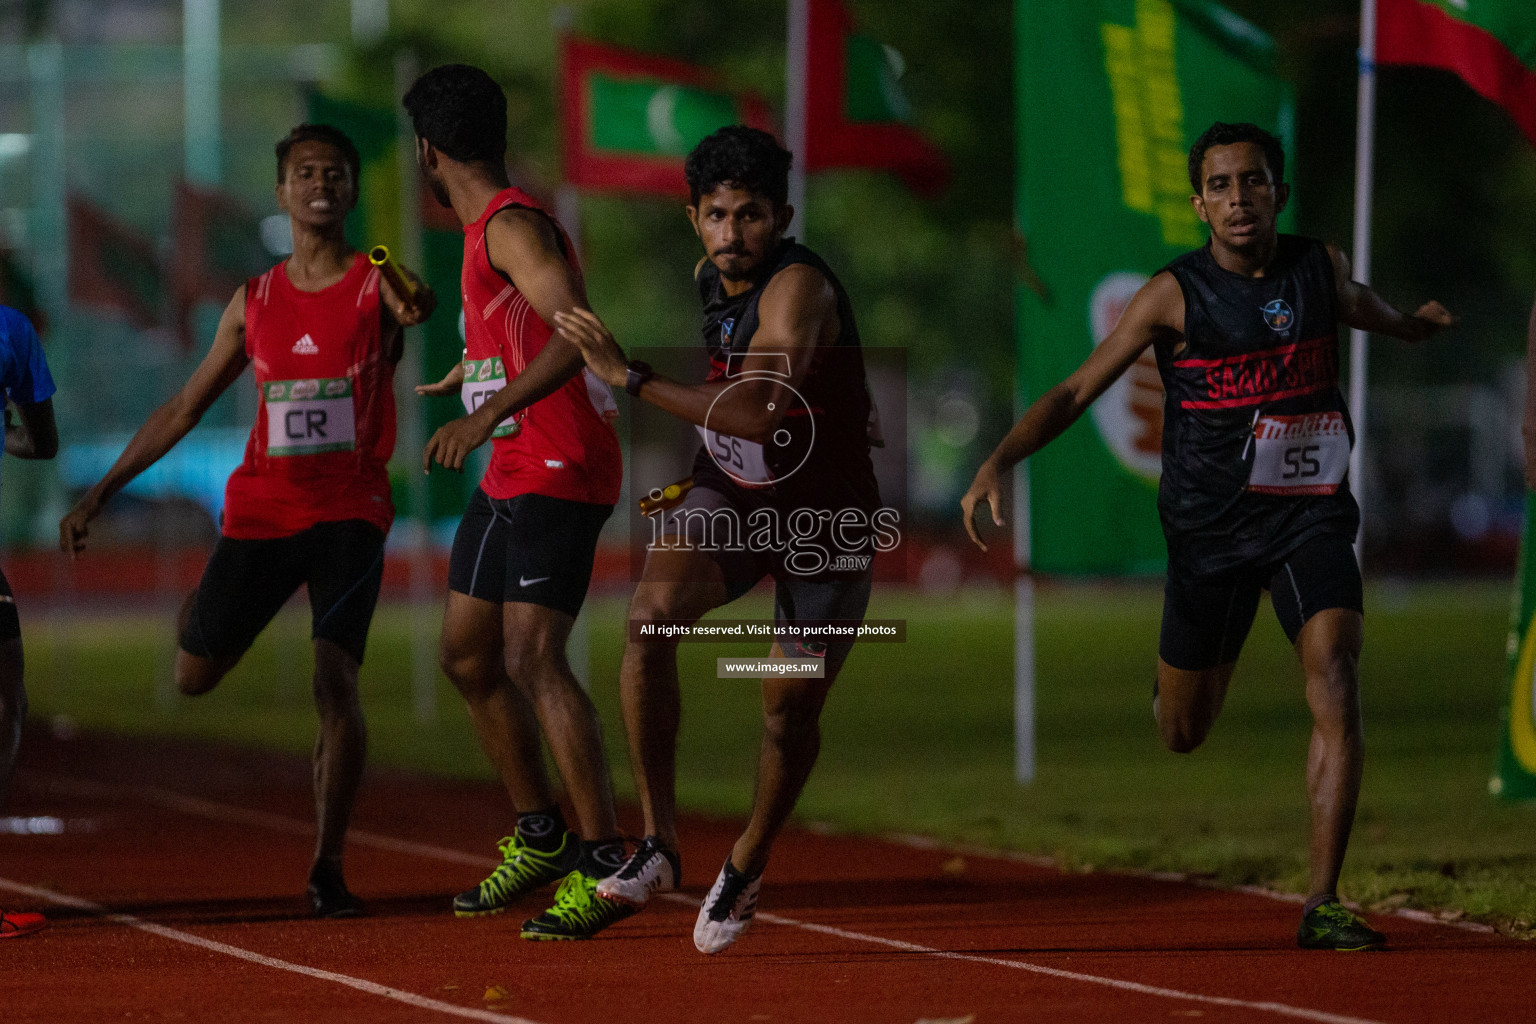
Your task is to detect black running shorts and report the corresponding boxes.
[447,488,613,618]
[0,566,19,643]
[1159,530,1363,672]
[179,519,386,665]
[661,482,874,672]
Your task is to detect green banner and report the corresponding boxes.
[1014,0,1293,574]
[1493,506,1536,799]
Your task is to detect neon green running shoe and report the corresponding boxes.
[1297,900,1386,951]
[453,831,578,918]
[520,870,637,940]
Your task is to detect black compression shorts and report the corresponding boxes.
[661,482,874,672]
[1159,530,1363,672]
[179,519,386,665]
[448,488,613,618]
[0,567,18,643]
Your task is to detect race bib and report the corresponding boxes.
[461,357,520,439]
[1247,412,1350,495]
[697,425,772,485]
[265,377,355,456]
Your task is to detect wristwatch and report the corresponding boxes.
[625,359,654,397]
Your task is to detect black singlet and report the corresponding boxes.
[1155,234,1359,577]
[693,241,880,515]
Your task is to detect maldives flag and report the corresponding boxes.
[67,195,165,331]
[561,36,776,197]
[801,0,949,196]
[1379,0,1536,145]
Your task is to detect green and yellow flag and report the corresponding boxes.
[1014,0,1293,574]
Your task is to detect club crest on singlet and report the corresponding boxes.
[720,317,735,350]
[1261,299,1294,332]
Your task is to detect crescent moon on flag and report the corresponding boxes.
[646,85,687,155]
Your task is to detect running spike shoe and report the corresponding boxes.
[520,870,637,940]
[1297,900,1386,951]
[453,830,578,917]
[596,836,680,907]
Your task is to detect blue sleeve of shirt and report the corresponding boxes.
[0,306,57,406]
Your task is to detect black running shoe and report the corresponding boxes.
[307,862,363,919]
[1297,900,1385,951]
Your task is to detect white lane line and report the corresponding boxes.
[0,876,543,1024]
[833,827,1495,936]
[669,893,1385,1024]
[44,775,491,867]
[39,775,1389,1024]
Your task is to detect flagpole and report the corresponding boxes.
[1348,0,1377,565]
[552,5,592,688]
[395,46,436,723]
[1014,407,1035,784]
[785,0,809,239]
[183,0,220,185]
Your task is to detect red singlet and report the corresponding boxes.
[460,187,621,505]
[222,252,396,539]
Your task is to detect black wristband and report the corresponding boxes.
[625,359,653,397]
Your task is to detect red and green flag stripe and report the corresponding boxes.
[560,37,775,198]
[802,0,948,196]
[1379,0,1536,145]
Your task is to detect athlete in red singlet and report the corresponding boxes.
[59,125,434,918]
[404,64,631,940]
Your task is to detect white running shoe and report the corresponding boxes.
[693,859,761,954]
[595,836,680,907]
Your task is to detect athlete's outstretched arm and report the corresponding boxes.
[415,360,465,398]
[1328,245,1453,342]
[379,261,436,365]
[423,208,588,472]
[960,271,1183,551]
[1523,285,1536,490]
[59,288,250,556]
[5,398,57,460]
[554,264,835,441]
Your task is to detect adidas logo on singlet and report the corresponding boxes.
[292,333,319,355]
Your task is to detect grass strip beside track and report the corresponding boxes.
[19,580,1536,934]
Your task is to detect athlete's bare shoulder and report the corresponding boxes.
[1132,269,1186,338]
[759,261,836,337]
[483,205,565,274]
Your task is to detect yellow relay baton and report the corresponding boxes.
[368,244,418,303]
[638,477,694,517]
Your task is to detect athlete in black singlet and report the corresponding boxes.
[555,126,882,955]
[962,122,1453,951]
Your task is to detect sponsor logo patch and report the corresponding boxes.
[289,379,320,400]
[1261,299,1294,332]
[292,333,319,354]
[324,379,348,397]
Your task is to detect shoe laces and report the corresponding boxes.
[1313,901,1359,925]
[706,866,756,922]
[549,872,620,927]
[481,835,536,900]
[615,837,663,881]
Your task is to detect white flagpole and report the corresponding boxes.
[1348,0,1378,565]
[786,0,809,239]
[1014,422,1035,784]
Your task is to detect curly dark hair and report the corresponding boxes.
[684,125,793,206]
[1187,121,1285,193]
[402,64,507,164]
[275,124,360,185]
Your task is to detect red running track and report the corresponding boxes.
[1,727,1529,1024]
